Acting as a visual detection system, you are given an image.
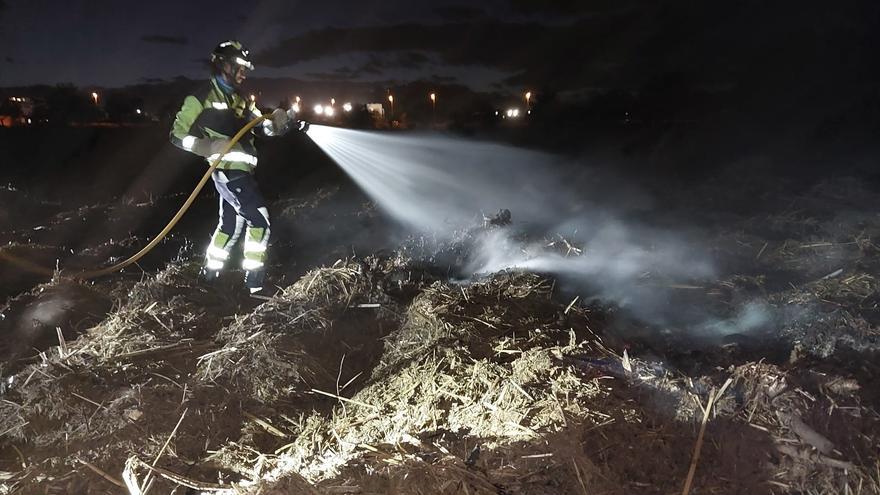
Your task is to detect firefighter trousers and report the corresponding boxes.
[203,169,270,274]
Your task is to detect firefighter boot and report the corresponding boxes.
[199,266,222,284]
[244,269,266,294]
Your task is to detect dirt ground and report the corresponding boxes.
[1,165,879,494]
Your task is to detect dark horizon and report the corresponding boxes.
[2,1,878,100]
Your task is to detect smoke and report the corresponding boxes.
[308,125,752,335]
[696,301,774,338]
[464,222,714,321]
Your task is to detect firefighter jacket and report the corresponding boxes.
[170,77,279,172]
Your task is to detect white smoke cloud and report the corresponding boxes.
[696,301,774,338]
[309,125,745,334]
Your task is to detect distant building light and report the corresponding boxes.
[506,109,513,117]
[343,102,352,112]
[495,110,499,116]
[365,103,385,116]
[325,106,335,117]
[136,108,142,115]
[314,104,324,115]
[27,118,32,124]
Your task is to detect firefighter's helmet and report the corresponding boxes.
[210,40,254,71]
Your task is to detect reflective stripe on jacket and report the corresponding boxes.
[169,78,268,172]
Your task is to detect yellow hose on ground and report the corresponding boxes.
[0,115,268,280]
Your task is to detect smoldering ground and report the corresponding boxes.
[305,125,789,345]
[2,122,879,494]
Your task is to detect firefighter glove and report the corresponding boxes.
[191,138,233,158]
[270,108,291,134]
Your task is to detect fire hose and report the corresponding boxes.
[0,114,268,280]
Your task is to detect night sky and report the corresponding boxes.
[1,0,878,104]
[0,0,556,89]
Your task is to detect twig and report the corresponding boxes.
[112,340,198,361]
[682,387,717,495]
[132,459,229,491]
[0,422,28,438]
[311,388,379,410]
[10,444,26,469]
[622,349,632,373]
[820,268,844,281]
[521,453,554,459]
[716,378,734,402]
[277,309,314,324]
[336,353,346,395]
[149,372,182,389]
[340,371,363,392]
[71,392,105,411]
[336,353,347,415]
[509,380,534,402]
[506,421,540,437]
[150,313,171,332]
[141,407,188,494]
[56,327,68,359]
[564,296,579,314]
[196,346,238,363]
[243,411,286,437]
[756,242,768,260]
[78,458,125,488]
[572,458,589,495]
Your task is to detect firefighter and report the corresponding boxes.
[170,40,307,294]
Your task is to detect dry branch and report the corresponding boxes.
[681,379,732,495]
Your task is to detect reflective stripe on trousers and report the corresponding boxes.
[204,169,270,271]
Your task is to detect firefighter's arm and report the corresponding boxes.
[169,96,228,157]
[261,107,309,137]
[249,103,281,137]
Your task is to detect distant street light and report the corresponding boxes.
[91,92,99,105]
[388,94,394,119]
[525,91,532,107]
[343,102,353,112]
[250,94,256,102]
[314,104,324,115]
[330,98,336,106]
[429,92,436,123]
[295,95,301,103]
